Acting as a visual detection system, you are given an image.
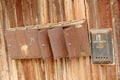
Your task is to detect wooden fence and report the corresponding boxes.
[0,0,118,80]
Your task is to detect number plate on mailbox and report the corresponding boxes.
[90,28,113,64]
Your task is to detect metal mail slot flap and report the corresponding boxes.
[90,28,113,64]
[48,27,68,59]
[64,27,79,58]
[5,31,21,58]
[38,29,52,59]
[15,30,30,58]
[26,29,41,58]
[76,26,91,56]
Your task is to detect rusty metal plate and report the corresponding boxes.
[5,31,20,58]
[15,30,30,58]
[48,27,68,59]
[38,29,52,59]
[26,29,41,58]
[64,27,79,58]
[90,28,113,64]
[76,26,91,56]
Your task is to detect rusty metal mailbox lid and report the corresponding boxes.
[38,29,52,59]
[76,26,91,56]
[90,28,113,64]
[15,30,30,58]
[64,27,79,58]
[48,27,68,59]
[26,29,41,58]
[5,31,21,58]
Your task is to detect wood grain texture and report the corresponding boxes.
[5,0,17,27]
[85,0,118,80]
[97,0,112,28]
[21,0,33,25]
[110,0,120,79]
[0,0,118,80]
[73,0,86,20]
[16,0,24,26]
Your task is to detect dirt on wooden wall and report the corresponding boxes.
[0,0,118,80]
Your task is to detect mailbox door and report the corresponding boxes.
[48,27,68,58]
[5,31,20,58]
[38,29,52,59]
[90,29,113,64]
[16,30,30,58]
[26,29,41,58]
[64,27,79,58]
[76,26,91,56]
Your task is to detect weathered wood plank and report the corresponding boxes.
[0,0,118,80]
[1,0,20,80]
[5,0,17,27]
[111,0,120,79]
[106,65,117,80]
[16,0,24,26]
[101,65,107,80]
[85,57,92,80]
[91,64,101,80]
[38,0,49,24]
[16,60,25,80]
[6,20,85,31]
[64,0,73,21]
[73,0,86,20]
[85,0,96,29]
[97,0,112,28]
[21,0,33,25]
[79,57,87,80]
[30,0,39,25]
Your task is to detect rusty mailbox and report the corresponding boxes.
[15,30,30,58]
[5,29,41,59]
[5,31,21,58]
[90,28,113,64]
[76,26,91,56]
[38,29,52,59]
[64,27,79,57]
[48,27,68,59]
[64,26,91,58]
[26,29,41,58]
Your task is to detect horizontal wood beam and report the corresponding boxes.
[6,20,86,31]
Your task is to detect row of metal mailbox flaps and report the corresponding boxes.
[5,26,91,59]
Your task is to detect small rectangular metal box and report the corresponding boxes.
[76,26,91,56]
[90,28,113,64]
